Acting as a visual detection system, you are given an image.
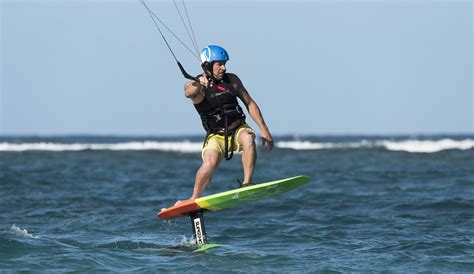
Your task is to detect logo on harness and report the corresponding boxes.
[214,84,227,92]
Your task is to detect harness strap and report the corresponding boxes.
[200,75,245,161]
[202,121,243,161]
[223,115,236,161]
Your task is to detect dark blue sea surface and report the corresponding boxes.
[1,135,473,272]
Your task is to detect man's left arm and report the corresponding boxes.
[229,74,273,151]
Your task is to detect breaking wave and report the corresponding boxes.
[381,139,474,153]
[8,224,37,238]
[0,141,203,153]
[277,138,474,153]
[0,138,472,153]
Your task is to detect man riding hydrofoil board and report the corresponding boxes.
[173,45,273,207]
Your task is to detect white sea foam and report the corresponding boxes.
[0,139,472,153]
[276,139,474,153]
[276,140,371,150]
[381,139,474,153]
[0,141,203,152]
[9,224,37,238]
[175,235,195,246]
[276,141,328,150]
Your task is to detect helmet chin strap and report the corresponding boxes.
[201,62,220,83]
[201,62,212,80]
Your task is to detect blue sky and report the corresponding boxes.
[1,0,472,135]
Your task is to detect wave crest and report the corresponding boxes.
[277,138,473,153]
[8,224,37,238]
[0,138,472,153]
[0,141,203,153]
[381,139,474,153]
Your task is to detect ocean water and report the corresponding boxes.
[1,135,473,272]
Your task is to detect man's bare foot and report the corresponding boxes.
[174,199,194,206]
[160,199,196,212]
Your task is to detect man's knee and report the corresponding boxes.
[240,131,256,150]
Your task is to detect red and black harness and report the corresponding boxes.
[193,74,246,160]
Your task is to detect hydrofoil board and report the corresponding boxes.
[158,175,310,220]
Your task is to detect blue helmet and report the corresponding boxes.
[200,45,229,64]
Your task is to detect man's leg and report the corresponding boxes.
[191,149,221,199]
[238,130,256,185]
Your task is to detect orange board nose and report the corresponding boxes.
[157,200,202,220]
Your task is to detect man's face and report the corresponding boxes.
[212,61,226,80]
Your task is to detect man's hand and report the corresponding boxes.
[198,73,210,88]
[261,130,273,151]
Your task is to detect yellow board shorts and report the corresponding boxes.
[202,124,255,160]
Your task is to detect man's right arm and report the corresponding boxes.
[184,75,208,103]
[184,80,201,98]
